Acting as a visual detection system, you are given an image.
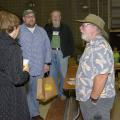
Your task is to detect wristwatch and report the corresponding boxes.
[90,96,99,103]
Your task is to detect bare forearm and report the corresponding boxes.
[90,74,108,99]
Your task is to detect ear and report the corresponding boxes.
[60,16,61,20]
[22,17,25,22]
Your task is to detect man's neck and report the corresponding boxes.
[53,23,60,28]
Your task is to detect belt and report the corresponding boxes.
[52,48,61,50]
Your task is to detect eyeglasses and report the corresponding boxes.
[25,15,35,18]
[81,23,93,28]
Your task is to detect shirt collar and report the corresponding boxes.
[86,35,103,46]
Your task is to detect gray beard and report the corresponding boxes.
[81,34,91,42]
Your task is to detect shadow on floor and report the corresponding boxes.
[46,97,66,120]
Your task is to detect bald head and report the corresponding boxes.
[50,10,61,27]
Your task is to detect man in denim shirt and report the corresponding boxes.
[19,9,51,120]
[76,14,115,120]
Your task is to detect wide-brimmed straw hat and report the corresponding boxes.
[76,14,108,39]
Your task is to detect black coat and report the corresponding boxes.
[0,32,30,120]
[44,23,74,57]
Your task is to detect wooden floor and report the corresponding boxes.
[45,98,66,120]
[45,86,120,120]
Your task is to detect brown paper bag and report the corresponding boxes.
[36,76,58,102]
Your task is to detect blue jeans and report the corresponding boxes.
[50,50,68,96]
[27,76,42,118]
[79,97,115,120]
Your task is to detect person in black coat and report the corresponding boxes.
[0,11,30,120]
[44,10,74,100]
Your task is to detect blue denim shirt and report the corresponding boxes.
[76,36,115,101]
[19,24,51,76]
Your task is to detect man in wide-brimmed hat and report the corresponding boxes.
[75,14,115,120]
[76,14,108,39]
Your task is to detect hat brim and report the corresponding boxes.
[102,30,108,39]
[75,20,85,22]
[75,20,108,39]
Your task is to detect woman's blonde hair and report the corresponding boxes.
[0,10,20,33]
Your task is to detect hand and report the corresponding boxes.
[23,59,29,72]
[43,64,50,73]
[23,65,29,72]
[90,96,99,105]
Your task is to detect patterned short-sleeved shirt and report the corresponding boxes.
[76,36,115,101]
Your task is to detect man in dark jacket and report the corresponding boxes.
[44,10,74,100]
